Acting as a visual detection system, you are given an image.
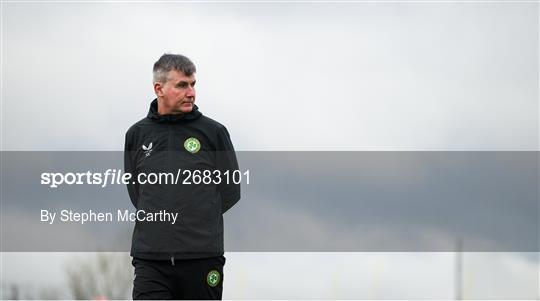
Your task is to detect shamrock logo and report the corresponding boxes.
[207,270,220,287]
[184,137,201,153]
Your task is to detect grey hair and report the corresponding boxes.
[153,53,196,83]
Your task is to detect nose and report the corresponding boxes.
[186,85,195,97]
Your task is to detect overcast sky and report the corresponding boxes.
[1,2,538,299]
[1,2,538,151]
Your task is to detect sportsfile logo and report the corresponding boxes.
[40,169,250,188]
[142,142,153,157]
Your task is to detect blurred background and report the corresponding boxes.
[1,1,538,299]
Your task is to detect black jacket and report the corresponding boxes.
[124,99,241,260]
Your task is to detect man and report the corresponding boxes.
[124,54,241,300]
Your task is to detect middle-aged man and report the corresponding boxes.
[124,53,241,300]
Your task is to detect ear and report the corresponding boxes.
[154,82,164,97]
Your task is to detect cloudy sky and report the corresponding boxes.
[1,1,538,299]
[2,2,538,151]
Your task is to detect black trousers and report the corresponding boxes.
[132,256,225,300]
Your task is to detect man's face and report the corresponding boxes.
[155,69,196,114]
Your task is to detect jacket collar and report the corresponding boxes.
[147,98,202,123]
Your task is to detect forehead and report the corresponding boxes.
[166,69,196,83]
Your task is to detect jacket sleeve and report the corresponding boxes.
[124,130,139,209]
[216,126,241,214]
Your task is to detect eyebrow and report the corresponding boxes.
[176,80,196,86]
